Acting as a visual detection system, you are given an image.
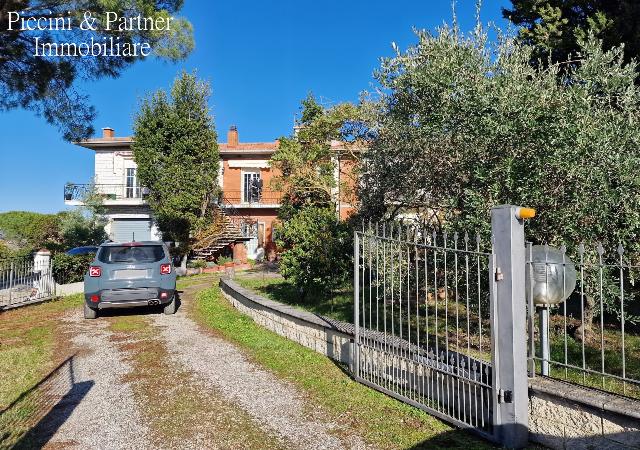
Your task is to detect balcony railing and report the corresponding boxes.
[64,183,149,202]
[222,190,282,206]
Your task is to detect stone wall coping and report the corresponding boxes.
[220,278,353,338]
[221,277,640,431]
[529,374,640,420]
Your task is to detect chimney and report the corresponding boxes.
[228,125,238,147]
[102,127,114,139]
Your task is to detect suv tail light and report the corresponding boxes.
[89,266,102,277]
[160,264,172,275]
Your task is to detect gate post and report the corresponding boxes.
[352,230,360,376]
[490,205,530,448]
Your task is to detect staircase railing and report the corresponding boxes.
[219,195,257,237]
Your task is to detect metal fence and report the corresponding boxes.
[526,242,640,400]
[352,206,532,448]
[0,255,55,309]
[64,183,149,202]
[222,190,283,206]
[353,224,495,437]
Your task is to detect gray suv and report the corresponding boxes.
[83,241,177,319]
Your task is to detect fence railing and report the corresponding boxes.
[526,242,640,400]
[223,190,282,205]
[0,255,55,309]
[353,206,534,448]
[354,224,495,435]
[64,183,149,202]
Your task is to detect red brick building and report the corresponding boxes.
[65,125,358,261]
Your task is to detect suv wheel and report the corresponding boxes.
[84,303,98,319]
[163,296,177,315]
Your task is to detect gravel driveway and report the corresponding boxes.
[39,310,152,449]
[31,279,370,450]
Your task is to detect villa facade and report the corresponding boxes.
[65,126,357,260]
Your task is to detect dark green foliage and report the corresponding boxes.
[0,211,62,251]
[58,210,107,249]
[504,0,640,66]
[270,96,363,294]
[187,259,207,269]
[52,253,93,284]
[276,207,352,296]
[361,26,640,325]
[216,256,232,265]
[0,0,194,141]
[132,71,219,255]
[0,242,11,260]
[0,210,106,254]
[270,94,363,213]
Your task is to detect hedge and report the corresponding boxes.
[52,253,93,284]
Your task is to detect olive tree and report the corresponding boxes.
[270,95,364,294]
[360,26,640,334]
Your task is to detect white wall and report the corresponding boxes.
[94,149,136,187]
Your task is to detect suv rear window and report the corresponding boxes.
[98,245,165,264]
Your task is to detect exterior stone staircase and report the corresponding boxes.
[192,206,252,261]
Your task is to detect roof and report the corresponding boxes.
[219,142,279,151]
[76,136,280,153]
[76,134,366,153]
[75,137,133,149]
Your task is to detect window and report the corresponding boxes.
[243,171,262,203]
[98,245,165,264]
[125,168,140,198]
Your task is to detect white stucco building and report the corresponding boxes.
[65,127,162,241]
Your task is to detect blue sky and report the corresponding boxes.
[0,0,510,213]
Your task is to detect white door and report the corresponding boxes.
[242,222,259,258]
[242,171,261,203]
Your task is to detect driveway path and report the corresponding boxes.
[33,277,370,450]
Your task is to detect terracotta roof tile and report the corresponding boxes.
[219,142,279,150]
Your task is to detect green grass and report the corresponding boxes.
[177,273,219,289]
[237,273,640,399]
[193,285,493,450]
[0,294,82,409]
[0,294,83,449]
[109,315,148,332]
[539,319,640,399]
[235,274,354,323]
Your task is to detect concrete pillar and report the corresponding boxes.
[490,205,529,448]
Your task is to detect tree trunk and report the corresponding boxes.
[575,294,596,342]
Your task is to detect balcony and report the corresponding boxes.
[222,190,282,208]
[64,183,149,206]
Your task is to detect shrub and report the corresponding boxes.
[58,209,107,249]
[187,259,207,269]
[216,256,233,265]
[276,206,351,298]
[52,253,94,284]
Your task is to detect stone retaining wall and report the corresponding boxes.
[220,278,640,449]
[220,279,353,364]
[528,377,640,449]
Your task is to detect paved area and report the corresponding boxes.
[23,277,370,450]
